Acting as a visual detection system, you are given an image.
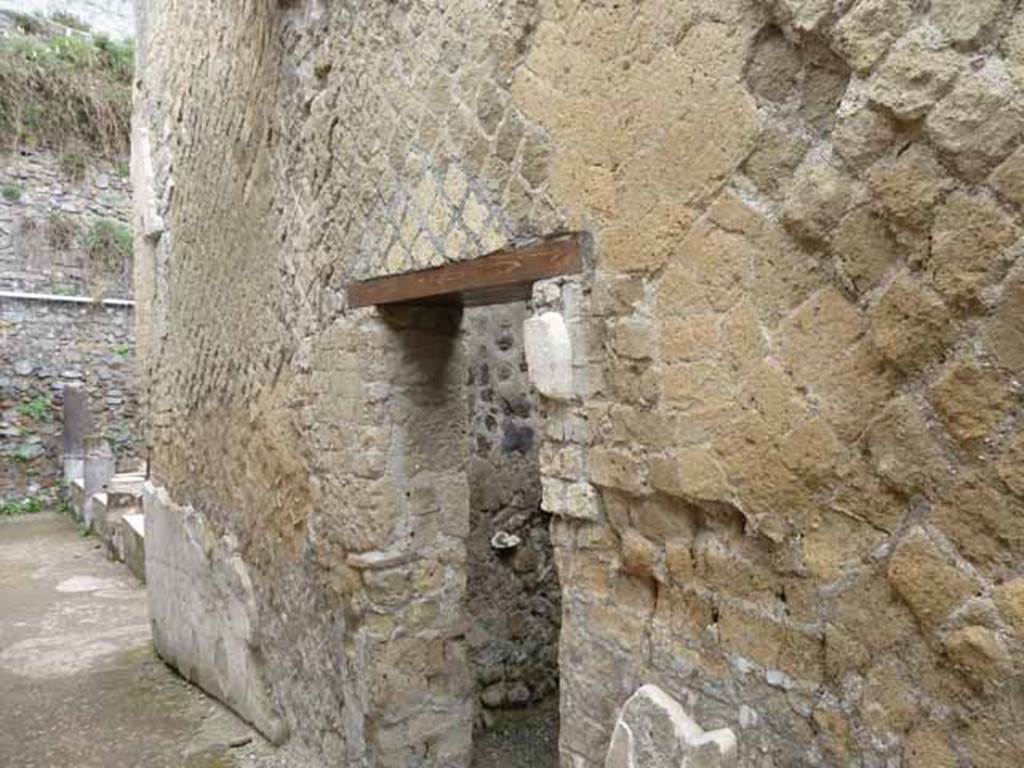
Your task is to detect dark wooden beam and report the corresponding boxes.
[346,235,582,309]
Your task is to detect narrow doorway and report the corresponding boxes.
[347,236,581,767]
[464,301,560,768]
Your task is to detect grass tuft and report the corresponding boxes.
[60,149,87,181]
[84,218,133,273]
[7,12,44,36]
[46,211,79,249]
[1,497,43,516]
[1,182,22,201]
[17,395,52,421]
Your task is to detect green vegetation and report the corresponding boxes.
[114,343,132,358]
[85,218,133,271]
[7,13,44,36]
[12,443,43,462]
[1,182,22,201]
[0,24,133,156]
[50,12,90,32]
[93,35,133,82]
[50,283,78,296]
[60,149,87,181]
[1,497,43,516]
[17,395,52,421]
[46,211,79,249]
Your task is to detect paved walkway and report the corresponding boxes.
[0,512,283,768]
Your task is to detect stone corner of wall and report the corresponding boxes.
[142,481,289,746]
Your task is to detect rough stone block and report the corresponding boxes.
[144,483,288,744]
[833,0,912,73]
[930,0,1001,44]
[929,191,1019,307]
[524,311,574,400]
[541,476,602,521]
[867,33,959,121]
[983,269,1024,375]
[993,578,1024,636]
[887,527,980,629]
[61,384,90,482]
[605,684,737,768]
[941,625,1011,687]
[869,272,956,374]
[926,60,1024,178]
[867,144,952,231]
[929,360,1014,444]
[589,448,648,496]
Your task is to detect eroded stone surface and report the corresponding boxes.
[144,483,287,745]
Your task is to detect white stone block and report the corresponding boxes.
[524,311,574,400]
[566,482,601,521]
[605,684,737,768]
[144,482,288,744]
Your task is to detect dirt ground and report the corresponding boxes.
[0,512,287,768]
[471,697,560,768]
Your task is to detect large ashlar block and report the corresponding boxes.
[606,685,737,768]
[143,482,287,744]
[524,311,574,400]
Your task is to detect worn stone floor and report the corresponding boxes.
[0,511,560,767]
[0,512,286,768]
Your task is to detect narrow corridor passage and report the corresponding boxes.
[0,512,282,768]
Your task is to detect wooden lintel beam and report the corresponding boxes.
[346,235,582,309]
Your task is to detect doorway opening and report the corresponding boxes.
[464,300,560,768]
[349,237,580,768]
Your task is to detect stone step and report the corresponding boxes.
[107,472,146,511]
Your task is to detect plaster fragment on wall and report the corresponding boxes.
[605,685,737,768]
[524,311,573,400]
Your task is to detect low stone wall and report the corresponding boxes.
[0,144,137,507]
[0,295,139,505]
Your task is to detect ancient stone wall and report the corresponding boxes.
[0,296,138,505]
[1,150,138,507]
[136,1,1024,766]
[1,150,133,297]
